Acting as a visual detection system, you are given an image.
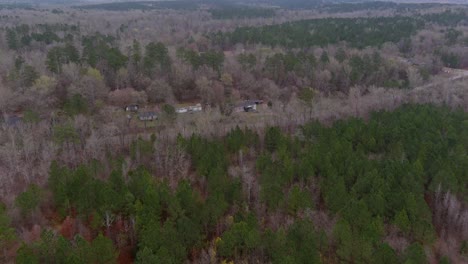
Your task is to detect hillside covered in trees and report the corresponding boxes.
[0,1,468,263]
[2,104,467,263]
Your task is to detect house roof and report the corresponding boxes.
[175,102,202,108]
[125,105,139,112]
[138,111,157,117]
[235,100,263,108]
[3,116,22,126]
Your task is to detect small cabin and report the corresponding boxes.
[125,104,139,112]
[176,103,203,114]
[188,103,202,113]
[138,112,157,121]
[234,100,263,113]
[176,107,188,114]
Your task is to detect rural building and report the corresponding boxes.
[176,107,188,114]
[125,104,139,112]
[188,103,203,113]
[234,100,263,113]
[176,103,203,114]
[138,112,157,121]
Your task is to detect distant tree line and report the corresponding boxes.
[319,1,443,13]
[75,1,198,11]
[209,7,276,20]
[211,10,468,49]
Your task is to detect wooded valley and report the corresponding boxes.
[0,1,467,263]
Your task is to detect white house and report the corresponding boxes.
[176,103,202,114]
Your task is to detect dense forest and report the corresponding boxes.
[2,105,467,263]
[320,1,443,13]
[212,10,468,49]
[0,1,468,263]
[76,1,199,11]
[3,8,468,110]
[209,7,276,20]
